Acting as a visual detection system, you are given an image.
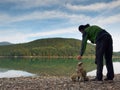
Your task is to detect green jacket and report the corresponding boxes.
[80,25,102,56]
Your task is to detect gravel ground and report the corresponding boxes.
[0,74,120,90]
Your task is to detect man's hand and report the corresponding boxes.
[77,55,82,60]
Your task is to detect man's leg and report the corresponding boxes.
[96,40,104,80]
[104,36,114,80]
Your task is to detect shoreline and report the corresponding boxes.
[0,55,120,59]
[0,74,120,90]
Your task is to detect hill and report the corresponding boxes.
[0,42,12,46]
[0,38,95,57]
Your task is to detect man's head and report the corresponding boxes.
[78,24,90,33]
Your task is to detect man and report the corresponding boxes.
[77,24,114,81]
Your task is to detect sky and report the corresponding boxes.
[0,0,120,51]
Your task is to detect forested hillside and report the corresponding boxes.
[0,38,95,57]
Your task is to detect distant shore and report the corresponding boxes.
[0,55,120,59]
[0,55,76,59]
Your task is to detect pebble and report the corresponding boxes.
[0,75,119,90]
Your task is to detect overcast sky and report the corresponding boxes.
[0,0,120,51]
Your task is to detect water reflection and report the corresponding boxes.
[0,57,78,76]
[88,62,120,76]
[0,68,8,72]
[0,69,35,78]
[1,57,119,77]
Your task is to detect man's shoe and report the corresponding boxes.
[104,78,113,83]
[90,78,102,81]
[90,78,103,84]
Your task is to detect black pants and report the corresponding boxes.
[95,34,114,80]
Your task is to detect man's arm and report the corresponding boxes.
[80,32,88,56]
[77,32,88,60]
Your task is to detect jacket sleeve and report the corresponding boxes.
[80,32,88,56]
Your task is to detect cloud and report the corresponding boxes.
[0,30,28,43]
[0,10,90,25]
[0,9,120,30]
[0,11,61,24]
[66,0,120,11]
[90,14,120,26]
[0,0,119,27]
[0,0,61,9]
[15,0,60,9]
[0,27,77,43]
[28,27,76,37]
[1,0,120,13]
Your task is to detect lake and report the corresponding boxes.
[0,58,79,77]
[0,57,119,78]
